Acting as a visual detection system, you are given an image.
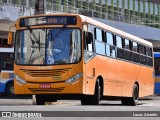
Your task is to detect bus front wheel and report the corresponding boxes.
[81,79,101,105]
[34,95,46,105]
[33,95,58,105]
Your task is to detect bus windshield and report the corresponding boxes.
[15,28,81,65]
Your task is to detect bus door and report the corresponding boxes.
[84,29,96,94]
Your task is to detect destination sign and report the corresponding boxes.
[19,16,77,27]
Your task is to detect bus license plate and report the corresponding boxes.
[40,84,51,88]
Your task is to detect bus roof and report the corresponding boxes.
[0,48,14,53]
[79,15,152,47]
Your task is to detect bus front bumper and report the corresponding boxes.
[14,78,83,95]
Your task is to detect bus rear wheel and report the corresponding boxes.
[81,79,101,105]
[6,82,15,96]
[121,84,139,106]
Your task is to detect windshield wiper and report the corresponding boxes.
[26,26,40,50]
[26,26,41,64]
[27,26,39,43]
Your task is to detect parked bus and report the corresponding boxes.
[154,52,160,95]
[0,47,14,96]
[11,13,154,105]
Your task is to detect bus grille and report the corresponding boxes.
[28,87,65,93]
[20,68,71,77]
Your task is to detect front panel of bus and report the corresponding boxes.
[14,15,84,95]
[154,52,160,95]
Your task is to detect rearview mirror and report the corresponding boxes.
[8,32,13,44]
[86,32,93,44]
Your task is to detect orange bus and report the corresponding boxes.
[12,13,154,105]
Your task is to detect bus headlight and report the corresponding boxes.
[14,75,27,85]
[65,73,83,84]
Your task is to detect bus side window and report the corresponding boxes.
[84,31,94,63]
[124,39,132,61]
[1,53,14,70]
[146,47,153,67]
[116,35,124,59]
[6,63,12,70]
[95,28,102,42]
[132,42,138,52]
[84,24,95,52]
[124,39,130,50]
[106,32,116,58]
[106,32,114,45]
[95,28,105,55]
[139,44,145,55]
[139,45,146,65]
[132,41,140,63]
[146,47,152,57]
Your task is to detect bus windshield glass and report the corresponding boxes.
[15,28,81,65]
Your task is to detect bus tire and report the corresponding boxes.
[92,80,101,105]
[35,95,46,105]
[130,84,139,106]
[81,79,101,105]
[34,95,58,105]
[6,82,15,96]
[121,84,139,106]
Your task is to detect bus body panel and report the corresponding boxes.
[85,55,154,98]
